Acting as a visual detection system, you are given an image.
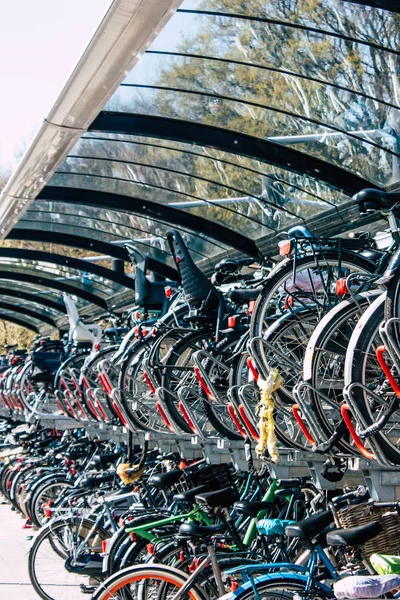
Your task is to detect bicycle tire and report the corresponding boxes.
[29,516,109,600]
[92,563,207,600]
[250,251,376,340]
[307,291,382,454]
[227,574,329,600]
[162,330,243,439]
[344,292,400,463]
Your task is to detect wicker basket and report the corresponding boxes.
[337,502,400,557]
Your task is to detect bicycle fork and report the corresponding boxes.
[171,544,226,600]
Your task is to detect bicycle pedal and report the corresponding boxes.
[80,584,97,594]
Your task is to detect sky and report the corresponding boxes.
[0,0,112,172]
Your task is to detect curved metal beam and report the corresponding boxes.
[343,0,400,12]
[0,302,57,328]
[7,229,129,261]
[0,248,136,291]
[0,287,66,314]
[0,314,39,333]
[8,228,180,282]
[0,271,108,310]
[89,112,380,196]
[37,186,263,260]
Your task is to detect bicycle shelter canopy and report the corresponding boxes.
[0,0,399,333]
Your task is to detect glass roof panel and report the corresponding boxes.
[48,132,351,236]
[0,280,83,309]
[11,0,398,309]
[176,1,398,52]
[100,2,399,188]
[0,308,44,329]
[0,259,116,298]
[22,200,230,261]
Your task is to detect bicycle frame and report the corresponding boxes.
[125,478,282,549]
[126,504,213,542]
[226,542,339,599]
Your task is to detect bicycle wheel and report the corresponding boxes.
[261,308,319,404]
[229,347,310,451]
[29,517,109,600]
[18,360,60,417]
[162,330,243,439]
[118,338,183,434]
[228,575,328,600]
[307,291,382,454]
[250,251,376,340]
[344,292,400,464]
[384,271,400,351]
[30,478,74,527]
[92,564,206,600]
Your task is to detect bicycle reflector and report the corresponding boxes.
[335,278,348,296]
[227,316,236,328]
[165,286,173,298]
[279,239,293,256]
[248,300,256,315]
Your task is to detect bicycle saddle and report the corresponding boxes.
[228,288,262,305]
[215,257,254,273]
[234,500,273,518]
[277,477,310,488]
[326,521,382,548]
[148,469,183,489]
[173,485,209,504]
[353,188,400,213]
[285,510,333,539]
[178,522,226,539]
[195,486,239,508]
[81,473,115,488]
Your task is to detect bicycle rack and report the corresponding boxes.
[292,381,335,449]
[176,385,206,439]
[249,336,301,380]
[226,386,247,438]
[379,317,400,370]
[343,381,397,468]
[236,384,260,442]
[110,388,135,431]
[192,349,230,404]
[155,387,188,435]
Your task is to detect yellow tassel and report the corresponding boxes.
[256,368,284,463]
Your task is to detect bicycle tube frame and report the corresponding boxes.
[242,478,279,547]
[125,504,212,542]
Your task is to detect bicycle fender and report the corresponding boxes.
[225,572,332,600]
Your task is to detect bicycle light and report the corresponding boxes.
[279,240,293,256]
[335,278,348,296]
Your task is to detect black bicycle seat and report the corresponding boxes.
[277,477,310,488]
[195,486,239,508]
[173,485,209,504]
[285,510,334,539]
[353,188,400,213]
[178,522,226,539]
[234,500,273,518]
[326,521,382,548]
[229,288,262,305]
[148,470,183,489]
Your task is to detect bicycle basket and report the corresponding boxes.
[337,502,400,557]
[182,463,237,493]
